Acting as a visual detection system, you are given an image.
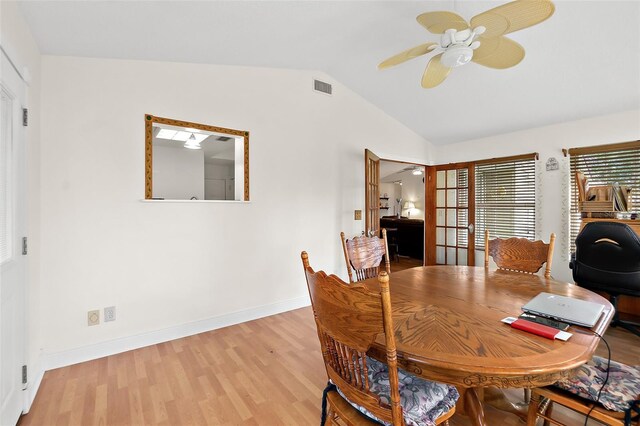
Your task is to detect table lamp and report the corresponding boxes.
[403,201,415,218]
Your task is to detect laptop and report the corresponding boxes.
[522,292,606,327]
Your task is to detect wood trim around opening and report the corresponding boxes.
[567,140,640,156]
[144,114,250,200]
[473,152,539,165]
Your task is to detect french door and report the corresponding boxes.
[426,163,475,265]
[1,50,27,425]
[364,149,381,237]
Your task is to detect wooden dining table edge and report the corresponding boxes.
[375,299,615,389]
[365,268,615,390]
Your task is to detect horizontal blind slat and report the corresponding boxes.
[569,146,640,252]
[475,157,536,248]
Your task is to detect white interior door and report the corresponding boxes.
[0,51,27,425]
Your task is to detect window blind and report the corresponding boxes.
[475,154,537,248]
[569,141,640,252]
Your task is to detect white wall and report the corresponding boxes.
[205,162,233,180]
[204,162,234,200]
[39,56,433,363]
[400,173,425,220]
[435,109,640,282]
[153,145,204,200]
[234,137,244,201]
[381,170,425,219]
[378,183,397,214]
[1,0,43,408]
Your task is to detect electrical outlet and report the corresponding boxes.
[104,306,116,322]
[88,310,100,326]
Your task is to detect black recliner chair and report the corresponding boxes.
[570,221,640,337]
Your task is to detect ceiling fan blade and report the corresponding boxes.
[378,43,438,70]
[416,11,469,34]
[472,36,525,69]
[470,0,555,38]
[421,54,451,88]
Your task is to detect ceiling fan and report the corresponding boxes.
[378,0,555,88]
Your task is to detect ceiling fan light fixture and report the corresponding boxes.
[412,168,423,175]
[378,0,555,88]
[441,45,474,68]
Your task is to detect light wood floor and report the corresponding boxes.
[389,256,423,273]
[19,307,638,426]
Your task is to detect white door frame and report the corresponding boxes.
[0,45,27,425]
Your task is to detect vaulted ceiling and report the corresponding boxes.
[18,1,640,144]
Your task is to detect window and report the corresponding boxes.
[475,154,537,248]
[569,141,640,252]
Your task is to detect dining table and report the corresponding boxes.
[363,265,614,426]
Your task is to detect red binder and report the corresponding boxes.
[510,319,561,339]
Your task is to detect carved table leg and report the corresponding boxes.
[526,391,541,426]
[463,387,486,426]
[484,387,528,421]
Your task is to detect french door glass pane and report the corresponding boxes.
[458,248,468,265]
[436,246,445,264]
[434,167,470,265]
[447,170,457,187]
[446,209,457,226]
[446,228,456,245]
[446,248,456,265]
[447,189,457,206]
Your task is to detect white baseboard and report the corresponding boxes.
[23,366,44,413]
[42,295,310,372]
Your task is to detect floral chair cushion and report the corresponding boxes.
[554,356,640,412]
[337,357,459,426]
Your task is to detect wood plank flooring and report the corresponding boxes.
[389,256,423,273]
[19,307,638,426]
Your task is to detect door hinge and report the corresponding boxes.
[22,237,27,255]
[22,365,27,384]
[22,108,28,127]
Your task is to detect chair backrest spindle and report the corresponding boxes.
[301,251,403,424]
[341,229,391,283]
[485,230,556,278]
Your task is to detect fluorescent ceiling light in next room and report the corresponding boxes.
[157,129,209,143]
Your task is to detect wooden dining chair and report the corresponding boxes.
[301,252,458,426]
[340,229,391,283]
[526,356,640,425]
[485,229,556,404]
[484,230,556,279]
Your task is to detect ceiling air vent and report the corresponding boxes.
[217,136,232,141]
[313,79,332,95]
